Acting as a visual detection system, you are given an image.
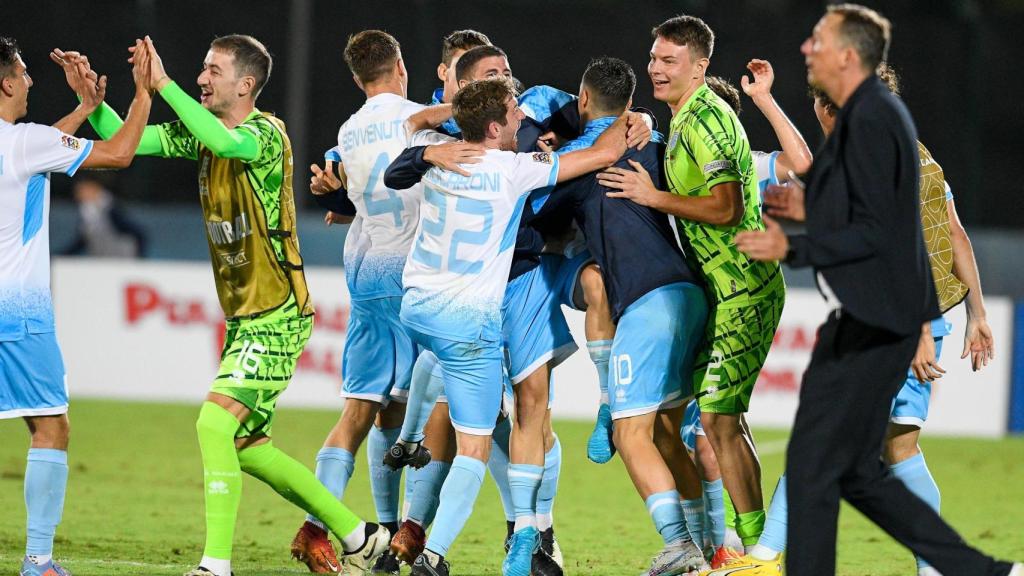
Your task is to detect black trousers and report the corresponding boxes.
[785,311,1013,576]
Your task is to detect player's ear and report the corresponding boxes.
[486,119,501,140]
[579,87,589,109]
[353,74,364,92]
[396,57,407,79]
[239,75,256,98]
[0,76,11,97]
[695,57,710,78]
[437,62,448,83]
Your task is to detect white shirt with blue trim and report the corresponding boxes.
[401,149,559,343]
[0,120,91,341]
[332,93,451,301]
[752,150,781,203]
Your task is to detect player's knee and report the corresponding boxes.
[612,416,652,449]
[883,428,921,465]
[457,436,491,462]
[695,438,721,478]
[700,412,741,442]
[514,381,549,425]
[377,400,406,429]
[29,415,70,449]
[580,265,607,311]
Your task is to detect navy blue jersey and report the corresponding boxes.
[530,117,702,321]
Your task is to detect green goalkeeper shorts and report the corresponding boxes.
[693,284,785,414]
[209,293,313,438]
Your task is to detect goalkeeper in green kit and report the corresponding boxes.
[76,35,388,576]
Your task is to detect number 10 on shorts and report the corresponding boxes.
[613,353,633,401]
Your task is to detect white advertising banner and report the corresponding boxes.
[52,259,1014,437]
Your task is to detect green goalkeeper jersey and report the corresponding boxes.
[665,83,783,308]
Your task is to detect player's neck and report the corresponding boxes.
[0,102,18,124]
[363,79,405,100]
[667,77,706,117]
[216,101,256,130]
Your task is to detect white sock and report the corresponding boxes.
[750,543,781,561]
[514,515,537,532]
[200,556,231,576]
[536,512,553,532]
[918,567,943,576]
[1008,564,1022,576]
[341,521,367,552]
[27,555,52,566]
[725,527,744,550]
[400,439,421,454]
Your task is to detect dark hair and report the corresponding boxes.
[827,3,892,73]
[453,78,515,143]
[705,76,741,114]
[810,62,899,116]
[455,45,508,83]
[344,30,401,85]
[582,57,635,115]
[210,34,273,97]
[0,36,21,79]
[441,29,491,66]
[652,15,715,60]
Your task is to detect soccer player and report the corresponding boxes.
[430,30,492,135]
[288,30,455,575]
[82,35,387,576]
[721,66,998,576]
[1,36,153,576]
[598,15,787,554]
[531,56,711,575]
[392,77,627,576]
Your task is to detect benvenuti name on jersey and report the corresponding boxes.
[206,213,253,246]
[425,170,503,192]
[340,118,405,153]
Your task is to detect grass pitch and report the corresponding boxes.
[1,399,1022,575]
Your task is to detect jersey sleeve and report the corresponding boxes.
[324,145,341,163]
[238,115,284,168]
[944,180,954,201]
[410,129,456,147]
[510,151,560,198]
[683,109,743,189]
[22,124,93,176]
[153,120,200,160]
[752,150,780,187]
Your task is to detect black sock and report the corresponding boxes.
[383,521,399,538]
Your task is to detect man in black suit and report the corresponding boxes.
[735,4,1021,575]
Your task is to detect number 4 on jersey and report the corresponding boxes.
[364,152,403,226]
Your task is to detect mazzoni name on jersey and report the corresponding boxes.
[425,170,503,193]
[206,213,253,246]
[340,119,405,153]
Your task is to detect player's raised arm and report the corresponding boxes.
[741,58,812,176]
[77,39,153,169]
[404,103,453,135]
[553,113,628,183]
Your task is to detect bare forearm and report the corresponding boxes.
[52,104,94,135]
[751,94,812,174]
[951,229,986,319]
[104,91,152,166]
[649,190,740,226]
[406,104,452,135]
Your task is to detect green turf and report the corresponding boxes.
[1,399,1021,575]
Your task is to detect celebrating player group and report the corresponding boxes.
[2,3,1019,576]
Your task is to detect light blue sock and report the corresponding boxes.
[25,448,68,556]
[703,478,725,547]
[488,417,515,522]
[509,463,544,532]
[536,436,561,531]
[400,352,443,443]
[646,490,689,545]
[368,426,402,523]
[425,455,487,557]
[407,460,451,527]
[756,475,788,555]
[682,497,706,549]
[586,340,613,404]
[891,452,941,570]
[306,447,355,528]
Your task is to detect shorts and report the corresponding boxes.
[890,336,945,427]
[694,286,785,414]
[406,327,504,435]
[0,331,68,419]
[501,252,589,385]
[210,295,312,437]
[341,297,416,405]
[609,282,708,420]
[680,400,704,452]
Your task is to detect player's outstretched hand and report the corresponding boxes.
[912,325,945,382]
[600,159,663,206]
[962,317,995,372]
[740,59,775,99]
[324,211,351,226]
[423,142,485,177]
[128,39,153,96]
[763,182,806,222]
[50,49,107,111]
[130,36,169,92]
[735,215,788,262]
[625,111,652,150]
[310,160,343,195]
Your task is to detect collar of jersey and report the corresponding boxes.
[562,115,617,151]
[671,83,712,128]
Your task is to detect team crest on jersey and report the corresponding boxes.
[60,135,81,151]
[532,152,553,165]
[703,159,732,174]
[668,132,679,150]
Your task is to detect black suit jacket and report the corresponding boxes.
[786,75,939,336]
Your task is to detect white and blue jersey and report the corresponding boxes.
[752,150,782,204]
[334,93,450,302]
[401,148,558,434]
[0,120,91,418]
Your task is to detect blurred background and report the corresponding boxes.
[3,0,1023,434]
